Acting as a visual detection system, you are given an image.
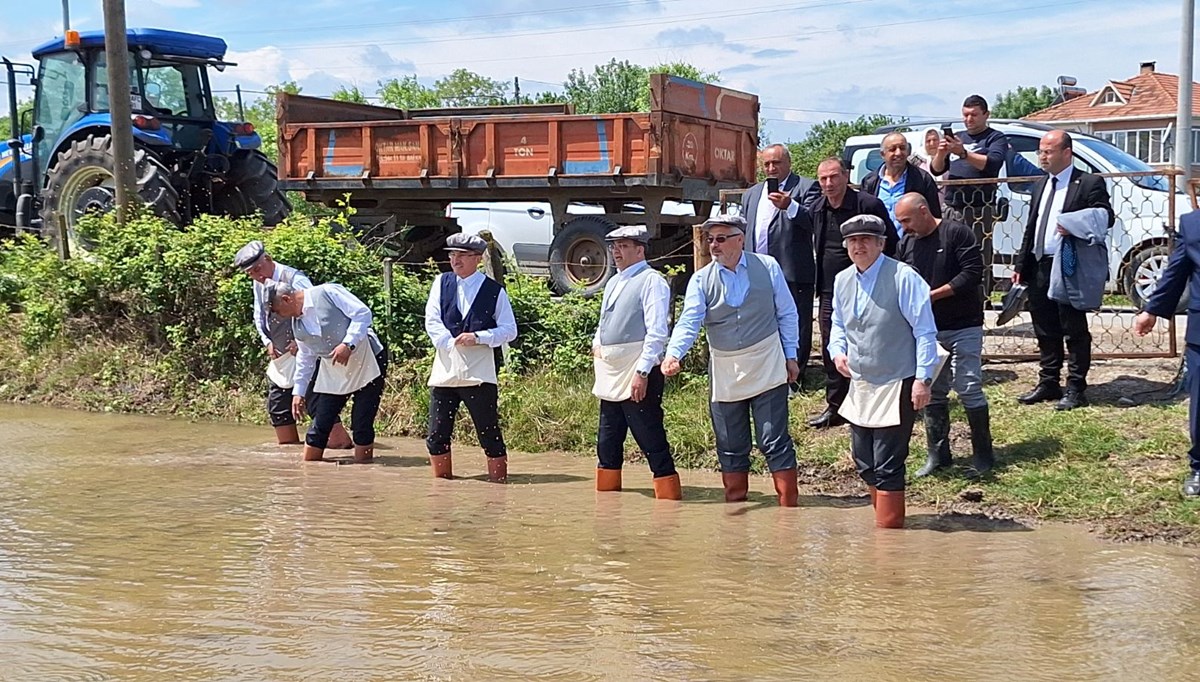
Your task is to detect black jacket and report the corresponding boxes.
[741,174,820,286]
[860,162,943,219]
[811,188,898,292]
[1015,168,1114,279]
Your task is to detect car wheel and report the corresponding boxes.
[1125,244,1188,314]
[548,215,616,296]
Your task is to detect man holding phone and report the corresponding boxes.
[930,95,1008,294]
[742,144,820,383]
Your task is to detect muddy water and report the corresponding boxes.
[2,405,1199,681]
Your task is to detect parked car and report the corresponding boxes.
[843,120,1193,311]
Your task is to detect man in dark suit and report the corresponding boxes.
[1135,209,1200,497]
[808,156,899,428]
[743,143,821,373]
[861,132,942,234]
[1013,130,1114,411]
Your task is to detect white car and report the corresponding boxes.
[843,120,1193,310]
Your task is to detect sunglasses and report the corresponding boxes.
[705,234,740,244]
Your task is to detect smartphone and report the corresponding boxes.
[766,177,780,194]
[942,125,955,137]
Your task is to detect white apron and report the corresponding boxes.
[838,345,951,428]
[314,345,381,395]
[709,331,788,403]
[266,352,297,389]
[592,340,643,402]
[428,345,497,388]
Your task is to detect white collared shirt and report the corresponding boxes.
[1037,165,1075,257]
[753,174,801,254]
[424,270,518,352]
[252,262,313,346]
[292,283,374,396]
[591,260,671,374]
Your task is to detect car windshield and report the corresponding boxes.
[1075,137,1174,192]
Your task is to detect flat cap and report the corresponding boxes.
[445,233,488,253]
[605,225,650,243]
[840,214,887,239]
[700,214,746,233]
[233,240,266,269]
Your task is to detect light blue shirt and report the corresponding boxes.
[878,173,907,236]
[827,255,939,381]
[666,252,799,361]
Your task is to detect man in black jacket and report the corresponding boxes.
[895,193,993,476]
[742,143,820,374]
[861,132,942,234]
[1013,130,1114,411]
[808,157,898,428]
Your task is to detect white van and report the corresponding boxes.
[843,120,1193,310]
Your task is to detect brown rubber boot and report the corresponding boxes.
[353,444,374,464]
[430,453,453,479]
[652,473,683,500]
[302,445,325,462]
[487,456,508,483]
[772,468,799,507]
[596,468,622,492]
[869,485,878,508]
[721,472,749,502]
[327,423,354,450]
[874,490,906,529]
[274,424,301,444]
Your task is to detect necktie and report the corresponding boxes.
[1033,176,1058,260]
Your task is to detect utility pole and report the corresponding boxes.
[102,0,138,224]
[513,76,520,105]
[1176,0,1195,183]
[62,0,70,31]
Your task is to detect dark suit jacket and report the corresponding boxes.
[742,173,819,286]
[860,162,943,219]
[810,188,899,292]
[1146,209,1200,344]
[1015,167,1114,279]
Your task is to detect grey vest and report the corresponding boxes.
[293,285,382,356]
[834,257,916,384]
[701,253,779,352]
[598,265,660,346]
[256,263,304,348]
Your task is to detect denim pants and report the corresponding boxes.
[930,326,988,410]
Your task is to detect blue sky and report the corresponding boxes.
[2,0,1193,141]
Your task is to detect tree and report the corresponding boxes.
[376,75,440,109]
[785,114,900,178]
[0,99,34,138]
[331,85,368,104]
[992,85,1056,119]
[563,59,719,114]
[433,69,509,107]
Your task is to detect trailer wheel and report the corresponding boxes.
[226,149,291,226]
[549,215,616,296]
[41,134,180,253]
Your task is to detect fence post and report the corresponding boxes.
[382,257,394,354]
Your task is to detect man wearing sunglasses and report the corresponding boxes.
[662,215,801,506]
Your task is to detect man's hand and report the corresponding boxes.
[454,332,478,347]
[786,359,800,384]
[944,134,966,157]
[833,354,851,378]
[1056,225,1068,236]
[630,373,648,402]
[912,381,931,411]
[291,395,306,421]
[592,344,602,359]
[661,356,682,377]
[267,342,281,360]
[1134,311,1158,337]
[330,343,352,366]
[767,191,792,210]
[1011,271,1021,285]
[285,340,298,356]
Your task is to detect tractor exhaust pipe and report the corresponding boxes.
[4,58,24,225]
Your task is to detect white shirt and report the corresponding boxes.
[293,283,374,396]
[424,271,518,352]
[591,260,671,374]
[754,175,801,254]
[1037,165,1075,257]
[252,263,313,346]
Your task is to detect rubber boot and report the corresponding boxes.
[965,405,995,476]
[430,453,453,479]
[353,444,374,464]
[487,456,508,483]
[303,445,325,462]
[652,473,682,500]
[274,424,301,445]
[868,485,877,508]
[596,468,622,492]
[875,490,905,529]
[771,468,799,507]
[327,423,354,450]
[721,472,749,502]
[915,403,952,477]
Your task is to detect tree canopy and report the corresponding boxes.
[785,114,900,178]
[992,85,1056,119]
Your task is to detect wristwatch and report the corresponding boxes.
[920,376,933,387]
[636,369,650,378]
[347,343,357,351]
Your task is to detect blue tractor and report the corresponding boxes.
[1,28,289,249]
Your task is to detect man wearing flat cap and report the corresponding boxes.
[828,214,939,528]
[266,279,387,464]
[662,215,801,506]
[423,233,518,482]
[233,240,351,448]
[591,225,680,500]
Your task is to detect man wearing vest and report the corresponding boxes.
[424,233,518,483]
[591,226,681,500]
[828,215,939,528]
[265,281,388,465]
[233,240,352,449]
[662,215,802,506]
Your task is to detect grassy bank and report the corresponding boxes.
[2,315,1196,545]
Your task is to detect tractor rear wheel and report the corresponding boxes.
[225,149,291,226]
